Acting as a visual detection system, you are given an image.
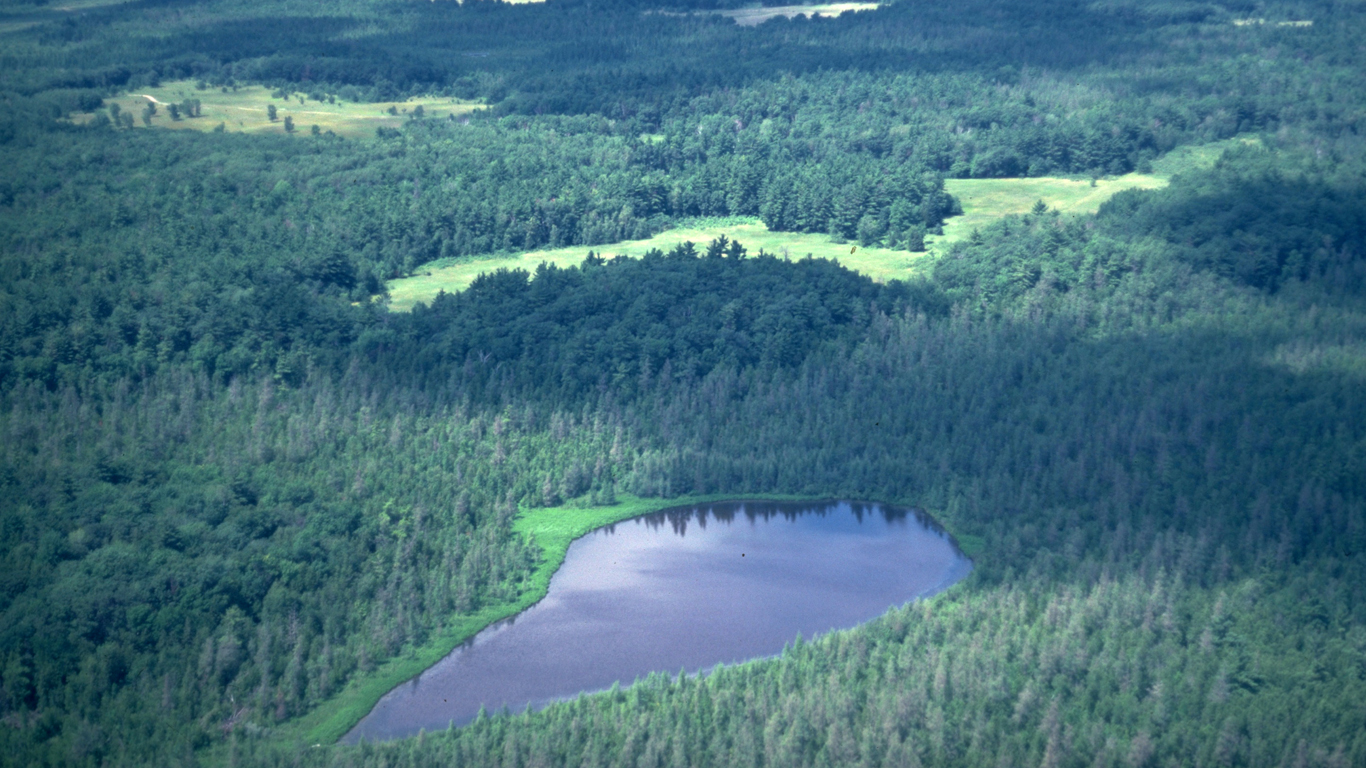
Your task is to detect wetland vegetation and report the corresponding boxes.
[1,0,1364,766]
[346,500,970,744]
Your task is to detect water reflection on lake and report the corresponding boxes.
[344,500,971,743]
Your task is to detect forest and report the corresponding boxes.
[1,0,1364,766]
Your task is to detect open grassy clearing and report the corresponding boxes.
[384,137,1254,310]
[647,3,877,26]
[387,218,930,311]
[70,80,483,139]
[1233,18,1313,26]
[716,3,879,26]
[935,137,1258,246]
[937,173,1167,244]
[1149,135,1260,176]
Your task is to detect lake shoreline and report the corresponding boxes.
[253,493,976,753]
[342,499,973,743]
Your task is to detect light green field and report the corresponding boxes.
[647,3,878,26]
[1149,135,1260,177]
[717,2,879,26]
[936,137,1259,246]
[387,218,930,311]
[70,80,483,139]
[386,137,1256,310]
[937,173,1167,245]
[263,493,819,749]
[1232,18,1312,26]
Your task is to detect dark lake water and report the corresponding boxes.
[343,500,971,743]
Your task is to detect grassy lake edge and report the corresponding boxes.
[253,493,976,754]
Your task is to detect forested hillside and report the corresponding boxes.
[2,0,1365,766]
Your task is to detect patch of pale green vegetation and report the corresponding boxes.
[934,136,1259,247]
[716,2,879,26]
[1150,135,1261,177]
[70,80,483,138]
[1233,18,1313,26]
[265,493,813,749]
[1266,341,1366,380]
[386,137,1258,311]
[937,173,1167,246]
[386,218,929,311]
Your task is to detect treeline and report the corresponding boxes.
[1,0,1365,764]
[0,363,629,763]
[0,114,958,393]
[7,0,1344,121]
[0,241,917,765]
[6,0,1362,178]
[366,241,928,402]
[3,141,1365,765]
[932,144,1366,309]
[218,142,1366,767]
[1098,156,1366,294]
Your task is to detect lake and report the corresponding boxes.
[343,499,971,743]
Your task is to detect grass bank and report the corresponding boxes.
[265,493,820,750]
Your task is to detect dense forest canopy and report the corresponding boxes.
[1,0,1365,766]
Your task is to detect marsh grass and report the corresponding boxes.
[259,493,817,750]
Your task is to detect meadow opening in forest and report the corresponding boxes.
[71,81,484,138]
[384,171,1165,311]
[384,136,1251,311]
[385,218,932,311]
[385,138,1252,311]
[714,3,879,25]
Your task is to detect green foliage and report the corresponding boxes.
[1100,150,1366,294]
[1,0,1365,765]
[382,243,921,402]
[933,147,1366,312]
